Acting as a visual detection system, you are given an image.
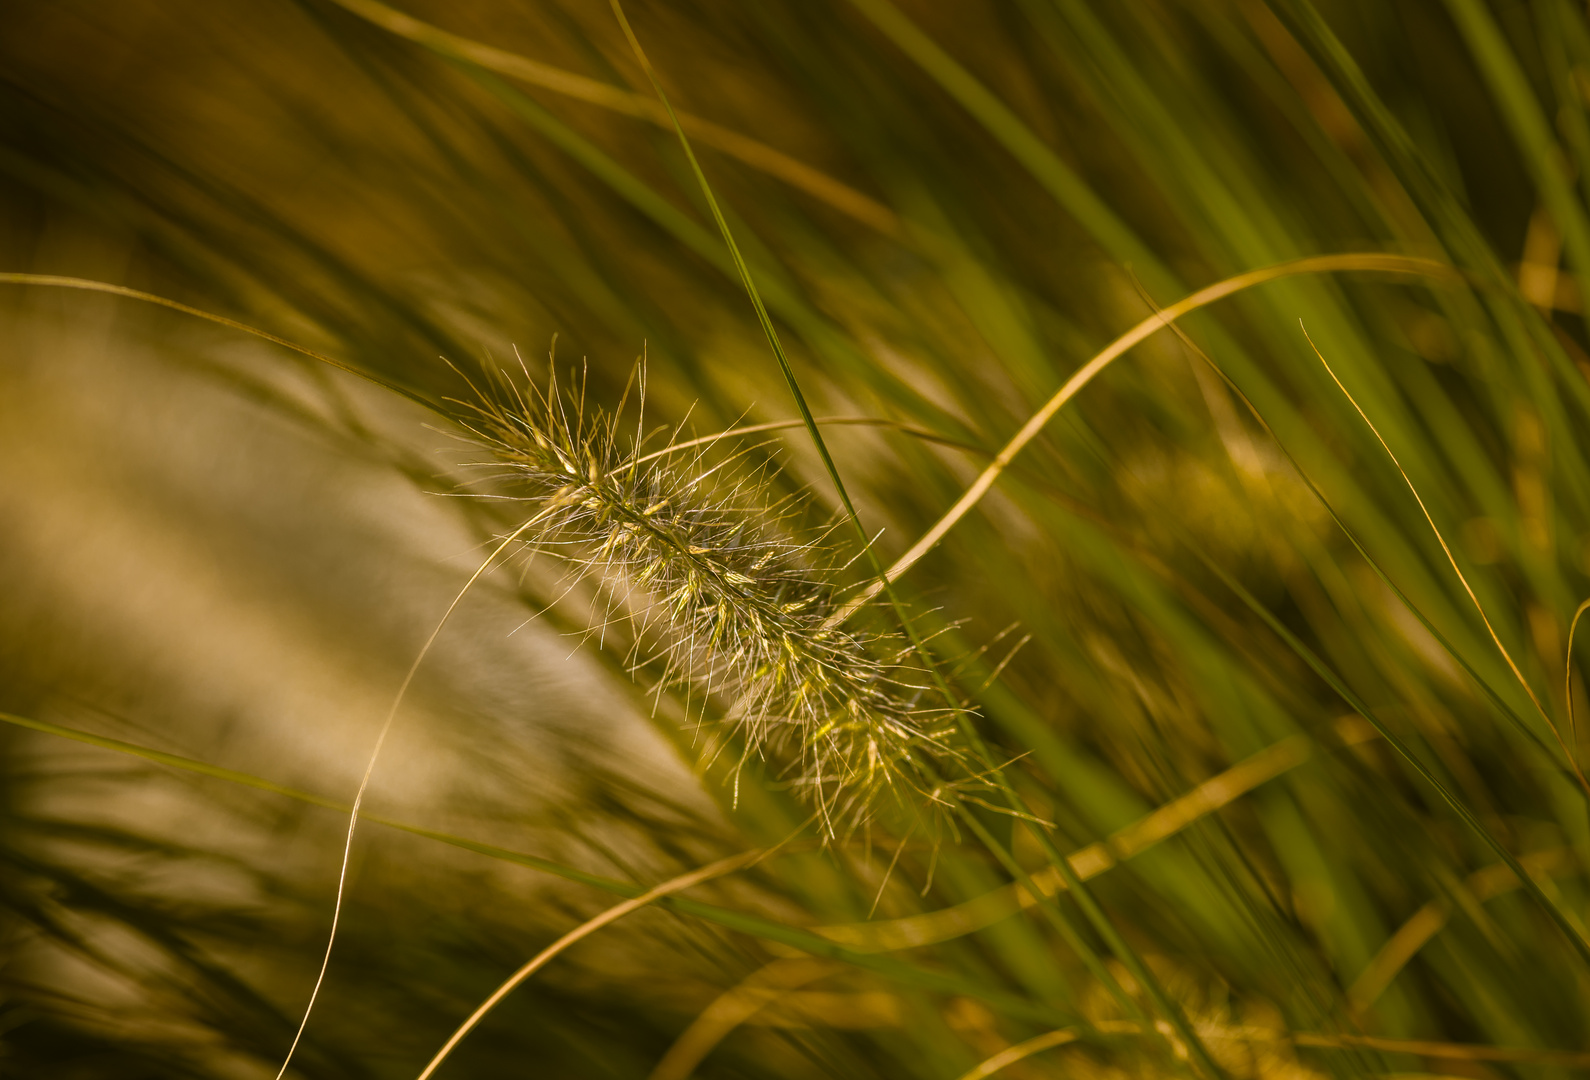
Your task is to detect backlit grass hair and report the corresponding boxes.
[453,352,956,827]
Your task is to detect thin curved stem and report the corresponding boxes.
[829,253,1458,625]
[274,516,544,1079]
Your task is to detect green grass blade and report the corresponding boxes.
[846,0,1168,289]
[606,1,872,544]
[1440,0,1590,303]
[1188,557,1590,970]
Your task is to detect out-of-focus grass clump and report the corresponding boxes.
[3,0,1590,1077]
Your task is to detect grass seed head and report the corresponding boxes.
[454,356,957,828]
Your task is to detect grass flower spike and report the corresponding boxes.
[456,358,954,826]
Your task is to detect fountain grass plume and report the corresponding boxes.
[451,352,960,829]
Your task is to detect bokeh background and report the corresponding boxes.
[3,1,1590,1077]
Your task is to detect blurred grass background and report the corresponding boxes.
[4,0,1590,1077]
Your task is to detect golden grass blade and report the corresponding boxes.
[416,849,765,1080]
[1346,904,1447,1014]
[324,0,901,236]
[829,254,1457,625]
[1300,324,1590,798]
[952,1026,1085,1080]
[816,735,1311,951]
[1346,846,1579,1011]
[740,990,902,1028]
[647,958,836,1080]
